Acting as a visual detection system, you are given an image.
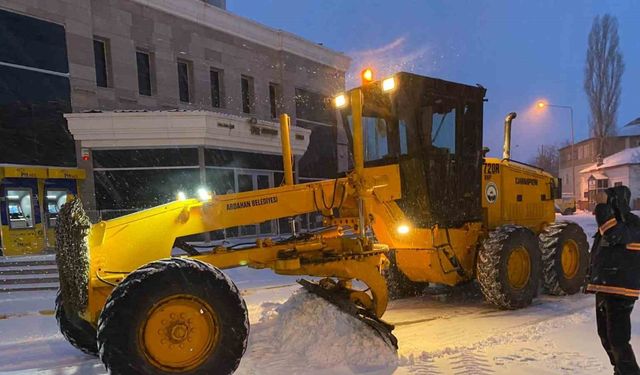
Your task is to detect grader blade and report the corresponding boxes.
[298,279,398,349]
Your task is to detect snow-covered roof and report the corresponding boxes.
[625,117,640,127]
[580,146,640,173]
[617,123,640,137]
[587,172,608,180]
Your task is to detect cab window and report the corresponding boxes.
[399,120,408,155]
[431,101,457,154]
[46,189,68,227]
[364,117,388,161]
[348,115,390,162]
[6,189,34,229]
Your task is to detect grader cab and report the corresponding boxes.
[55,71,589,374]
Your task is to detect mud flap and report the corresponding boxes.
[298,279,398,350]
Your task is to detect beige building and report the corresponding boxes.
[558,126,640,206]
[0,0,350,235]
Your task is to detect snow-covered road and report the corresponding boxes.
[1,212,638,374]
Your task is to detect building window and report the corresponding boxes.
[269,83,280,119]
[0,8,74,167]
[210,69,223,108]
[578,146,583,160]
[294,88,335,125]
[177,60,192,103]
[136,51,152,96]
[93,38,109,87]
[241,75,254,114]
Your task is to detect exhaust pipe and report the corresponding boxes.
[502,112,517,160]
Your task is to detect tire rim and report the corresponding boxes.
[560,239,580,279]
[139,294,219,372]
[507,246,531,289]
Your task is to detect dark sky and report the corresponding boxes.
[228,0,640,161]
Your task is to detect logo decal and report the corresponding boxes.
[485,182,498,204]
[226,196,278,211]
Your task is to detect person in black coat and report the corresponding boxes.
[588,185,640,375]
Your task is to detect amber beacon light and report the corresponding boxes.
[361,68,374,84]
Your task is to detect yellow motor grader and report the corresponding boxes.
[55,70,589,374]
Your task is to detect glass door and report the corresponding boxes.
[235,171,274,237]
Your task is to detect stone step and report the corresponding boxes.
[0,282,59,293]
[0,255,59,292]
[0,276,60,285]
[0,267,58,276]
[0,259,57,268]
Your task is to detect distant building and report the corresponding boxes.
[558,125,640,206]
[580,146,640,210]
[626,117,640,127]
[202,0,226,8]
[0,0,350,235]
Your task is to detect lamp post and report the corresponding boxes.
[537,101,575,200]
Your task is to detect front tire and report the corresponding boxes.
[477,225,541,309]
[55,290,98,356]
[539,221,589,295]
[384,250,426,299]
[97,258,249,375]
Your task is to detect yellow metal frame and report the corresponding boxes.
[78,83,560,327]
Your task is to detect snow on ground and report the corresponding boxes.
[237,291,398,375]
[1,211,638,375]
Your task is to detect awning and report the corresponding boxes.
[65,110,312,156]
[588,172,608,180]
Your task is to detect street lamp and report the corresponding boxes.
[536,101,575,201]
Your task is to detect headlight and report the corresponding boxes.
[334,94,347,108]
[382,77,396,92]
[197,187,212,202]
[396,224,410,234]
[176,191,187,201]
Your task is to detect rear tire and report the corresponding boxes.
[477,225,541,309]
[97,258,249,375]
[55,290,98,356]
[539,221,589,295]
[384,250,426,299]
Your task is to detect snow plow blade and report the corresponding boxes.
[298,279,398,350]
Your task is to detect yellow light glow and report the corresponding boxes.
[382,77,396,92]
[397,224,410,235]
[537,101,546,109]
[176,191,187,201]
[361,68,374,83]
[197,187,212,201]
[334,94,347,108]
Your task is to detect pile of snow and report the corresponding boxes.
[237,290,398,374]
